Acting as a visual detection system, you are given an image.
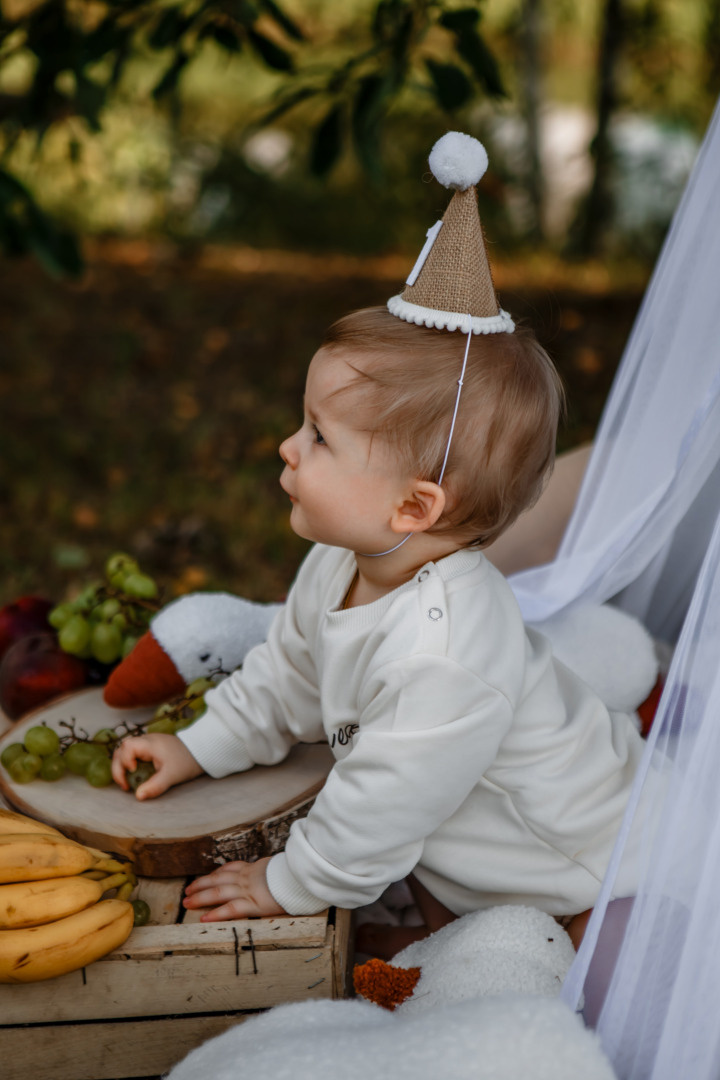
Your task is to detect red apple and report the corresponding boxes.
[0,633,87,719]
[0,596,54,662]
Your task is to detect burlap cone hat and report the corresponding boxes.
[388,132,514,335]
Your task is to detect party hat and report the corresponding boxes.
[387,132,514,335]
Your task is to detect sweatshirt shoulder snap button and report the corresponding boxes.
[418,570,430,582]
[428,607,443,621]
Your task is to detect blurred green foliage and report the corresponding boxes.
[0,0,508,272]
[0,0,718,271]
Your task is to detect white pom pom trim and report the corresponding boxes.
[429,132,489,191]
[387,295,514,334]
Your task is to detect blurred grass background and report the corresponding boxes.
[1,0,717,607]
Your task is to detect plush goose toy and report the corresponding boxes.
[353,904,577,1013]
[103,593,283,708]
[167,905,616,1080]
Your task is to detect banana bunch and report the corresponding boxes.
[0,808,136,982]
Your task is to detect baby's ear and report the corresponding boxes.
[392,481,445,534]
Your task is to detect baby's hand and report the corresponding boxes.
[111,733,204,800]
[183,856,285,920]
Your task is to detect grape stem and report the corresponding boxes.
[99,582,162,612]
[56,715,149,753]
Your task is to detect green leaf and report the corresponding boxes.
[0,169,83,277]
[0,168,29,205]
[455,28,505,97]
[247,28,293,70]
[75,73,106,133]
[351,74,389,180]
[310,103,343,176]
[205,23,242,52]
[81,16,127,65]
[353,73,386,127]
[110,33,132,89]
[257,85,319,126]
[258,0,304,42]
[148,7,193,51]
[439,8,481,34]
[27,219,83,278]
[152,51,190,100]
[25,3,76,68]
[228,0,259,27]
[372,0,411,43]
[425,59,473,111]
[52,543,91,569]
[104,0,149,10]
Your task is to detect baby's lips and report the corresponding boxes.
[103,631,187,708]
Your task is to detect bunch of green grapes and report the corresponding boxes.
[144,677,214,735]
[122,677,214,793]
[0,724,115,787]
[0,678,213,790]
[48,553,161,666]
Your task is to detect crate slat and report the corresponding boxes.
[112,915,328,957]
[178,905,328,940]
[3,1013,250,1080]
[0,929,336,1023]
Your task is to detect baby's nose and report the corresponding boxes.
[279,433,298,467]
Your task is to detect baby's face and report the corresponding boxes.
[279,349,409,553]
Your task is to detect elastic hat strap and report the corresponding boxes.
[360,319,472,558]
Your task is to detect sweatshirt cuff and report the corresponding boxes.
[176,709,255,778]
[266,852,328,915]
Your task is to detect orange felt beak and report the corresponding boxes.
[637,674,665,739]
[353,958,421,1011]
[103,631,187,708]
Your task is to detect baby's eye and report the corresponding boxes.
[312,424,326,446]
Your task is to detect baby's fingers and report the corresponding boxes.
[133,768,170,801]
[185,865,248,896]
[111,739,140,789]
[198,897,261,921]
[183,883,231,909]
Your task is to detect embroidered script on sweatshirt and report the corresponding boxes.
[330,723,359,749]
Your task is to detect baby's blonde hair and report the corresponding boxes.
[320,306,564,547]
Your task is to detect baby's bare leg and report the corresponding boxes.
[566,907,593,950]
[355,875,457,960]
[406,873,457,933]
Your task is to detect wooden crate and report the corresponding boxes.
[0,877,354,1080]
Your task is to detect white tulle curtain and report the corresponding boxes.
[510,98,720,643]
[565,514,720,1077]
[509,98,720,1079]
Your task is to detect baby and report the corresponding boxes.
[112,306,644,943]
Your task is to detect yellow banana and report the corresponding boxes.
[0,809,62,837]
[0,833,97,883]
[0,875,104,929]
[0,898,134,983]
[97,871,128,892]
[116,881,134,902]
[93,858,127,874]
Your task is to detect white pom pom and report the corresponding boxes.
[428,132,488,191]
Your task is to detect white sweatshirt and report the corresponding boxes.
[178,544,645,917]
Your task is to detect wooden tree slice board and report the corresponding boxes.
[0,688,334,877]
